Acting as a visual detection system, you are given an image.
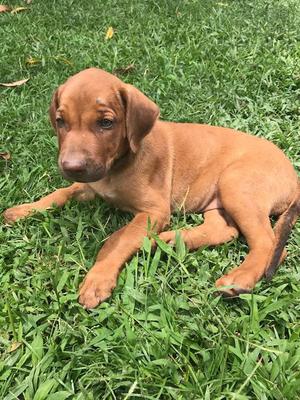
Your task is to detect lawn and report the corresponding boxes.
[1,0,300,398]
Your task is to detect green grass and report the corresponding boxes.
[1,0,300,398]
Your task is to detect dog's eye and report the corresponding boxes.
[56,117,65,128]
[97,119,113,129]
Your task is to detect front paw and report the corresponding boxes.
[3,204,34,224]
[78,271,117,309]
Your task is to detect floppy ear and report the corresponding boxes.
[49,87,59,131]
[120,84,160,153]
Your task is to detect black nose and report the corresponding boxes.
[61,159,87,173]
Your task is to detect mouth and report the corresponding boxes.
[60,165,107,183]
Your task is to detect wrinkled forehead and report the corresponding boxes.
[58,70,124,112]
[59,80,122,111]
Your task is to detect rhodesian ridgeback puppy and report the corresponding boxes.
[3,68,300,309]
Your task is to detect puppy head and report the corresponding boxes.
[49,68,159,183]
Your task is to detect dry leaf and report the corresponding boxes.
[0,78,29,87]
[0,4,11,12]
[11,6,28,14]
[105,26,114,40]
[52,56,74,66]
[26,0,32,4]
[61,58,73,66]
[114,64,135,75]
[8,341,22,352]
[0,151,11,160]
[26,56,40,66]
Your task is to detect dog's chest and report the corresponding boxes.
[88,176,142,213]
[88,180,118,202]
[88,179,137,212]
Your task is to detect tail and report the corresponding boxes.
[265,180,300,280]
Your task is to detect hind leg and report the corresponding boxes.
[215,215,275,295]
[159,209,239,249]
[215,170,279,295]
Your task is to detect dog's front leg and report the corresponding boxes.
[3,182,95,224]
[79,211,169,309]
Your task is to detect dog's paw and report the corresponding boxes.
[215,270,253,297]
[158,230,177,245]
[78,271,117,309]
[3,204,34,224]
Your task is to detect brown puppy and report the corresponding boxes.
[3,68,300,309]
